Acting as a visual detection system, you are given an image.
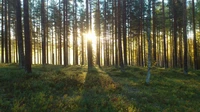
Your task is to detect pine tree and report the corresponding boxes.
[24,0,32,73]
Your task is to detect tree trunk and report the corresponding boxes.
[73,0,77,65]
[16,0,25,68]
[123,0,127,66]
[96,0,100,67]
[173,0,177,68]
[59,0,62,65]
[24,0,32,73]
[152,0,156,64]
[63,0,68,66]
[146,0,152,84]
[1,0,4,63]
[183,0,188,74]
[118,0,124,70]
[8,1,11,63]
[115,0,118,67]
[162,0,167,68]
[86,0,93,69]
[5,0,8,63]
[192,0,198,69]
[112,0,114,65]
[46,0,49,64]
[140,0,144,67]
[104,0,107,66]
[41,0,46,65]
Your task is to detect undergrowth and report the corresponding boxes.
[0,64,200,112]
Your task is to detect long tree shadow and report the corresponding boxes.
[100,66,200,112]
[100,66,141,100]
[78,67,117,112]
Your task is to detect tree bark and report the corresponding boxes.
[152,0,156,64]
[63,0,68,66]
[123,0,127,66]
[173,0,178,68]
[5,0,8,63]
[162,0,167,68]
[8,1,11,63]
[86,0,93,69]
[183,0,188,74]
[115,0,118,67]
[46,0,49,64]
[1,0,4,63]
[16,0,25,68]
[118,0,124,70]
[192,0,198,69]
[41,0,46,65]
[73,0,78,65]
[146,0,152,84]
[24,0,32,73]
[96,0,101,67]
[59,0,62,65]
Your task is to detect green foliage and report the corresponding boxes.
[0,64,200,111]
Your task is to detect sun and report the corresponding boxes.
[85,32,96,43]
[84,32,97,51]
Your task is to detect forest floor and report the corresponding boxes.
[0,64,200,112]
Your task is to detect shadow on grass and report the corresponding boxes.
[100,66,200,112]
[1,64,200,111]
[0,65,86,111]
[78,67,117,112]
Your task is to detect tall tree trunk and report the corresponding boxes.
[112,0,115,65]
[115,0,118,67]
[173,0,177,68]
[5,0,8,63]
[59,0,62,65]
[123,0,127,66]
[1,0,4,63]
[162,0,167,68]
[106,2,109,66]
[192,0,198,69]
[73,0,78,65]
[152,0,156,64]
[86,0,93,69]
[24,0,32,73]
[16,0,25,68]
[63,0,68,66]
[118,0,124,70]
[8,1,11,63]
[46,0,49,64]
[183,0,188,74]
[146,0,152,84]
[140,0,144,67]
[41,0,46,65]
[96,0,100,67]
[75,0,78,65]
[104,0,107,66]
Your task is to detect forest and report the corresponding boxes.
[0,0,200,111]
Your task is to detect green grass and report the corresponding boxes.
[0,64,200,112]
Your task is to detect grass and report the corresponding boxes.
[0,64,200,112]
